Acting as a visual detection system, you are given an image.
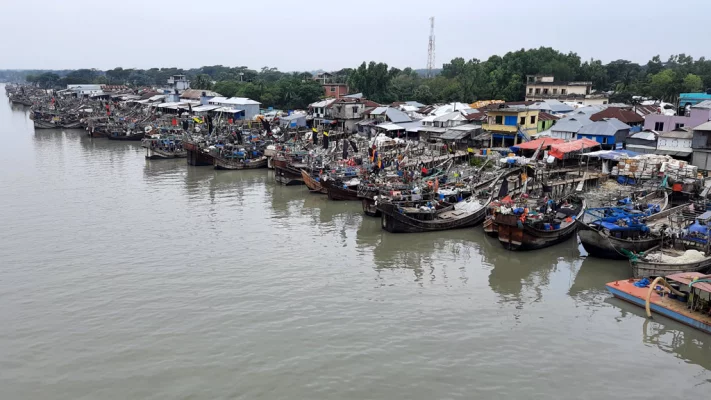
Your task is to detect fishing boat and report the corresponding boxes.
[61,120,83,129]
[214,155,268,170]
[606,272,711,334]
[184,141,216,166]
[495,195,586,251]
[627,244,711,278]
[301,170,327,194]
[322,177,361,201]
[377,172,503,233]
[33,120,60,129]
[577,191,672,259]
[272,156,306,185]
[107,130,144,141]
[143,138,187,159]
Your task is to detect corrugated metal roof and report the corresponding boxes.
[576,118,631,136]
[630,131,657,140]
[694,121,711,131]
[209,97,260,105]
[692,100,711,109]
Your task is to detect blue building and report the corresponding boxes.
[575,118,630,149]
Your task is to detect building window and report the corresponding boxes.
[530,116,536,124]
[535,88,541,95]
[561,89,567,95]
[329,87,336,92]
[495,115,503,124]
[505,116,517,126]
[655,122,664,131]
[675,123,685,130]
[352,106,359,114]
[528,88,533,94]
[519,116,526,125]
[602,137,608,144]
[543,89,549,94]
[552,88,558,94]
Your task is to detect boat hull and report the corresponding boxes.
[630,257,711,278]
[606,281,711,334]
[34,121,60,129]
[146,148,187,159]
[301,170,326,193]
[107,134,144,141]
[482,216,498,237]
[273,158,304,185]
[184,142,215,166]
[214,157,267,170]
[362,198,381,217]
[378,202,488,233]
[577,224,660,260]
[322,180,360,201]
[495,202,585,251]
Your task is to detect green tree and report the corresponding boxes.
[192,74,214,90]
[649,69,679,101]
[682,73,703,93]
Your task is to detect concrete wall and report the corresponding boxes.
[658,137,692,151]
[644,108,711,132]
[323,84,349,98]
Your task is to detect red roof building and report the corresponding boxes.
[590,107,644,125]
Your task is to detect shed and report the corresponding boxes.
[279,113,307,128]
[575,118,630,148]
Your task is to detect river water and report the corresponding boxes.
[1,84,710,399]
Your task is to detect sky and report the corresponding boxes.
[2,0,710,72]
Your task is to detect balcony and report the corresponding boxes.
[482,124,517,133]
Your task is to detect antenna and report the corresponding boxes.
[427,17,435,78]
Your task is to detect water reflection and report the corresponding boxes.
[568,256,629,303]
[642,319,711,371]
[485,235,581,310]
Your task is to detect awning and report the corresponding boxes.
[581,149,640,161]
[511,137,564,151]
[213,107,243,113]
[192,105,220,112]
[438,130,471,140]
[549,139,600,160]
[356,119,376,126]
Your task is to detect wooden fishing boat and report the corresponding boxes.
[378,194,491,233]
[483,216,498,237]
[214,156,268,170]
[272,157,305,185]
[301,170,327,194]
[61,121,83,129]
[184,141,215,166]
[578,202,686,260]
[107,131,144,141]
[496,197,586,251]
[146,147,187,159]
[322,178,360,201]
[33,120,60,129]
[606,272,711,334]
[628,244,711,278]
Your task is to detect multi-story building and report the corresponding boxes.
[525,75,607,105]
[483,107,540,146]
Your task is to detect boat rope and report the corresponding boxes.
[645,277,685,318]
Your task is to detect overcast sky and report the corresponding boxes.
[2,0,709,71]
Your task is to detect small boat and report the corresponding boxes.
[483,215,499,237]
[606,272,711,334]
[495,196,586,251]
[61,121,83,129]
[301,170,327,194]
[322,178,360,201]
[33,120,60,129]
[214,155,268,170]
[627,244,711,278]
[577,191,673,260]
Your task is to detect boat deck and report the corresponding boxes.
[606,278,711,333]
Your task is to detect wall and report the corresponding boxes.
[658,137,692,150]
[323,84,349,99]
[644,108,711,132]
[537,119,555,132]
[550,130,575,140]
[484,110,539,135]
[692,149,711,170]
[330,103,364,120]
[526,84,589,97]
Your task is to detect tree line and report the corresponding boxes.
[9,47,711,109]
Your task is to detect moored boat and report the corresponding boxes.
[214,155,268,170]
[322,178,361,201]
[273,156,306,185]
[495,196,586,251]
[301,169,327,194]
[33,119,60,129]
[577,191,672,259]
[627,244,711,278]
[606,272,711,334]
[184,141,215,166]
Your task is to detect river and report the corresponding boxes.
[1,84,710,399]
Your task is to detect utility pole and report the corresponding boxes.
[427,17,435,78]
